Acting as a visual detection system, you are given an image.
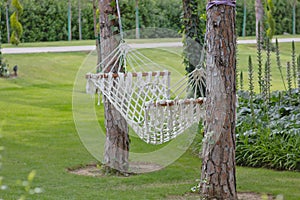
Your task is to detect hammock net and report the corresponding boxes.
[86,41,206,144]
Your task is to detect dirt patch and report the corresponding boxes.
[167,192,274,200]
[68,161,163,176]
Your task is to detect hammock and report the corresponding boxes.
[86,41,206,144]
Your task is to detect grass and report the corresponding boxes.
[237,41,300,92]
[0,42,300,199]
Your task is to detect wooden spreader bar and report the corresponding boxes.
[149,98,205,107]
[86,71,171,79]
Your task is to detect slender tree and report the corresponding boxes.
[10,0,23,45]
[135,0,140,39]
[93,0,101,65]
[265,0,275,41]
[68,0,72,41]
[289,0,298,35]
[5,0,10,43]
[200,0,237,199]
[255,0,264,42]
[242,0,247,37]
[78,0,82,40]
[98,0,129,173]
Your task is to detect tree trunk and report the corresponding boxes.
[68,0,72,41]
[99,0,130,173]
[5,1,10,43]
[92,0,101,66]
[135,0,140,39]
[242,0,247,37]
[292,0,296,35]
[78,0,82,40]
[255,0,264,41]
[200,1,237,199]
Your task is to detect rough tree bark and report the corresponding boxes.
[99,0,129,173]
[200,1,237,199]
[255,0,264,41]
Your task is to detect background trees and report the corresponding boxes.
[0,0,299,43]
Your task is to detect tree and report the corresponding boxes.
[289,0,298,35]
[98,0,130,173]
[135,0,140,39]
[200,0,237,199]
[68,0,72,41]
[265,0,275,40]
[242,0,247,37]
[10,0,23,45]
[255,0,264,41]
[5,0,10,43]
[78,0,82,40]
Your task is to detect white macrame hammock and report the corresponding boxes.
[86,41,206,144]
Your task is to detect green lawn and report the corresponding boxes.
[0,43,300,199]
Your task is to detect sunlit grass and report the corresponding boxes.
[0,42,300,199]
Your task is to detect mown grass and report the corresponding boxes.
[0,42,300,199]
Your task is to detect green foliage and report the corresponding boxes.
[265,0,275,40]
[257,22,263,93]
[236,90,300,171]
[287,62,292,95]
[10,0,23,45]
[1,0,300,43]
[240,71,244,90]
[291,41,297,87]
[248,56,255,124]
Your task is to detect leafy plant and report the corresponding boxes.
[291,40,297,88]
[257,21,263,93]
[287,62,292,95]
[240,71,244,90]
[248,56,255,125]
[236,90,300,171]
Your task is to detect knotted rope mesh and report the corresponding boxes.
[86,42,206,144]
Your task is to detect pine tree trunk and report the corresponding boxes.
[255,0,264,41]
[99,0,130,173]
[5,2,10,43]
[200,1,237,199]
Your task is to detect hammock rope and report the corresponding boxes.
[86,42,206,144]
[86,1,206,144]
